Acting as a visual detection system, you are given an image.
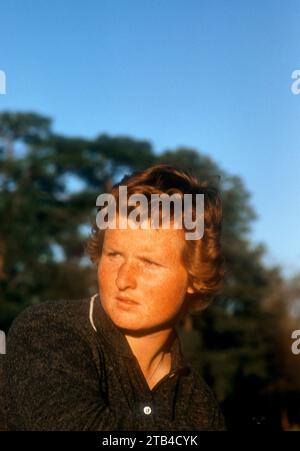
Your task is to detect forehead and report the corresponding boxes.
[103,225,186,257]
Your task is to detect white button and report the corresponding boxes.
[143,406,152,415]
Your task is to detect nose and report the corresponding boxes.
[115,260,138,291]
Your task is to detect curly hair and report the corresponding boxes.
[86,164,224,312]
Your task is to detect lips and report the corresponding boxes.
[116,296,139,305]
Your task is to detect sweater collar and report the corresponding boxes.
[90,293,189,373]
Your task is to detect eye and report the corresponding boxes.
[142,258,159,267]
[106,251,120,257]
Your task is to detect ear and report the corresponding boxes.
[186,285,196,294]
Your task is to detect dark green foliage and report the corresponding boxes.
[0,111,296,428]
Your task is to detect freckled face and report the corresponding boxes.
[97,221,193,333]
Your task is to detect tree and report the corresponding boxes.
[0,111,294,429]
[0,112,155,331]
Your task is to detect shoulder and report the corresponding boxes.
[186,368,226,430]
[3,297,110,431]
[6,297,95,353]
[189,368,218,402]
[4,296,102,389]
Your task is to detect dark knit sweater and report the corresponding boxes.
[1,294,225,431]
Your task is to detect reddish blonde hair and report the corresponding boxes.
[86,164,224,312]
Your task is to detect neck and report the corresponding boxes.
[124,327,175,383]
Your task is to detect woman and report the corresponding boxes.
[2,164,225,430]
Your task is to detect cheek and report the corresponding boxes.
[97,261,112,291]
[147,269,188,304]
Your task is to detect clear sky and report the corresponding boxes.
[0,0,299,277]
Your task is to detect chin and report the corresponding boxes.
[102,298,173,333]
[107,309,157,334]
[104,303,143,329]
[111,314,141,330]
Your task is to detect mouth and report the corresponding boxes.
[116,296,139,305]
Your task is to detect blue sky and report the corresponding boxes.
[0,0,299,277]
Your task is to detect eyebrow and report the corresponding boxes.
[103,246,166,265]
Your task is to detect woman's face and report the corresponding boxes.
[97,220,194,333]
